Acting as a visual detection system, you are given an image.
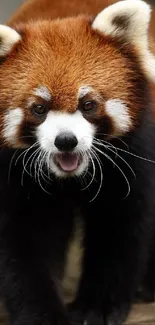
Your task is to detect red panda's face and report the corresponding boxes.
[0,0,154,178]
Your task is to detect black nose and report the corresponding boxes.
[54,132,78,151]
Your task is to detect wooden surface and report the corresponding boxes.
[126,303,155,324]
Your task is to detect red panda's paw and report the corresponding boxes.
[83,309,124,325]
[83,309,127,325]
[104,303,130,325]
[83,310,104,325]
[68,303,129,325]
[68,303,104,325]
[68,307,104,325]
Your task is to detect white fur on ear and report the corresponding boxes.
[0,25,21,56]
[92,0,155,82]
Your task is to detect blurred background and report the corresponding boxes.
[0,0,155,23]
[0,0,24,23]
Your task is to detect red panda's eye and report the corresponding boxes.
[32,104,47,116]
[82,101,96,112]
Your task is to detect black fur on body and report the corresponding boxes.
[0,95,154,325]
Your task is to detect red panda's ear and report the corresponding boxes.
[0,25,21,57]
[92,0,155,83]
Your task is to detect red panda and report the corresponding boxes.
[0,1,154,325]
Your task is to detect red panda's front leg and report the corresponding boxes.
[68,196,151,325]
[3,259,69,325]
[0,236,70,325]
[0,155,71,325]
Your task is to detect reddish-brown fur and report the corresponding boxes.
[7,0,155,116]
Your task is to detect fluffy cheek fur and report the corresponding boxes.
[105,99,132,135]
[36,111,96,177]
[3,108,27,148]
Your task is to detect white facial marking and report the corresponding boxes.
[105,99,132,134]
[0,25,21,56]
[33,86,51,101]
[78,85,102,102]
[78,86,95,99]
[3,108,23,146]
[36,111,95,177]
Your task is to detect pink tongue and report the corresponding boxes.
[56,153,79,171]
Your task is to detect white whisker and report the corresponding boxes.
[38,151,51,185]
[21,147,40,186]
[93,140,136,178]
[96,133,129,149]
[107,147,136,179]
[36,151,51,195]
[113,147,155,164]
[8,149,21,184]
[89,149,103,202]
[22,143,40,177]
[94,137,118,155]
[93,145,130,198]
[81,151,96,191]
[29,148,41,178]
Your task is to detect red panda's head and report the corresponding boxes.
[0,0,154,178]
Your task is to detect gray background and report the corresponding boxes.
[0,0,155,24]
[0,0,25,23]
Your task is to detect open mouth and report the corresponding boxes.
[54,152,82,172]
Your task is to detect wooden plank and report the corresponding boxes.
[126,303,155,324]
